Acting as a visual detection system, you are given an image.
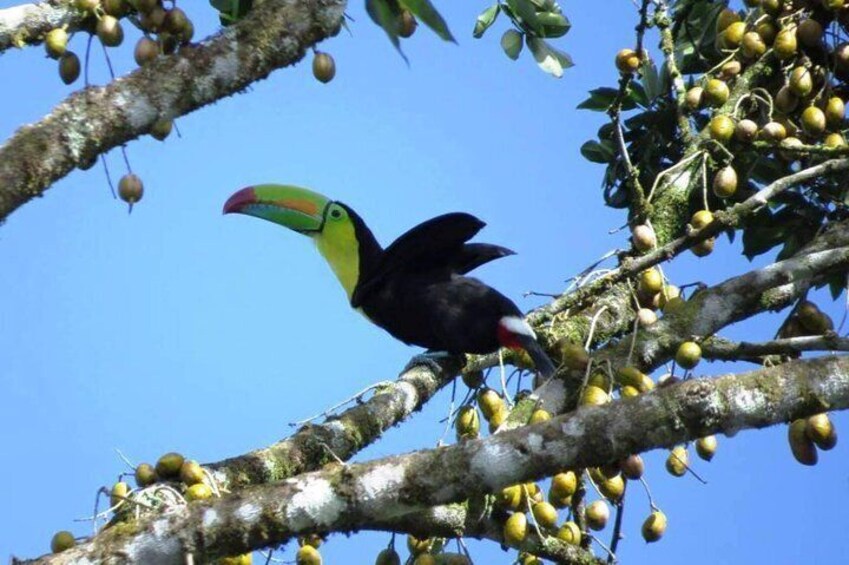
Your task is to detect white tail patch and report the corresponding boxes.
[499,316,536,338]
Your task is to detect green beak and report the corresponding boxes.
[223,184,331,234]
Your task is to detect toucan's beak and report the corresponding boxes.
[223,184,331,234]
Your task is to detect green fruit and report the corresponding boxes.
[638,268,663,294]
[75,0,99,13]
[801,106,827,136]
[665,445,689,476]
[155,452,185,478]
[721,21,747,48]
[110,481,130,507]
[691,237,715,257]
[759,121,786,142]
[617,366,646,388]
[598,475,625,502]
[477,388,504,420]
[51,531,75,553]
[217,553,252,565]
[704,79,730,107]
[406,535,433,555]
[709,115,735,142]
[503,511,528,546]
[789,67,813,98]
[186,483,213,501]
[641,511,667,542]
[180,460,205,485]
[97,15,124,47]
[45,28,68,58]
[412,555,436,565]
[557,521,582,545]
[312,52,336,83]
[715,8,741,33]
[741,31,766,58]
[756,20,778,45]
[399,10,417,38]
[691,209,714,229]
[59,52,81,85]
[558,340,589,370]
[675,341,702,369]
[501,30,523,61]
[135,462,157,487]
[375,548,401,565]
[713,165,738,198]
[150,119,173,141]
[774,28,798,59]
[826,97,846,125]
[789,418,818,465]
[620,385,640,398]
[455,405,480,439]
[695,435,718,461]
[531,501,558,529]
[550,471,577,498]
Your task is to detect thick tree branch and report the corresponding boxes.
[22,355,849,564]
[0,0,347,223]
[0,1,81,53]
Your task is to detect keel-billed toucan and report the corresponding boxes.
[223,185,556,377]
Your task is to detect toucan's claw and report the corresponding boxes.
[403,351,455,376]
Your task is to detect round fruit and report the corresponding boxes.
[557,521,582,545]
[709,115,735,142]
[695,435,718,461]
[797,18,823,47]
[704,79,730,107]
[140,7,166,31]
[59,52,81,85]
[779,137,803,161]
[759,121,786,142]
[407,535,433,555]
[558,340,589,370]
[110,481,130,507]
[615,48,641,74]
[721,21,746,48]
[806,413,837,450]
[135,462,157,487]
[632,224,656,251]
[296,545,322,565]
[164,8,190,35]
[186,483,213,501]
[455,405,480,439]
[180,460,205,485]
[756,20,778,45]
[741,31,766,58]
[826,97,845,125]
[775,85,799,113]
[691,209,714,229]
[713,165,737,198]
[150,119,173,141]
[620,454,644,480]
[375,548,401,565]
[639,268,663,294]
[735,119,758,143]
[45,28,68,58]
[691,237,715,257]
[97,15,124,47]
[529,408,551,425]
[685,86,703,111]
[715,8,740,33]
[134,37,159,66]
[796,301,833,333]
[586,500,610,530]
[299,534,323,549]
[461,370,484,389]
[599,475,625,502]
[620,385,640,398]
[412,555,436,565]
[518,553,542,565]
[801,106,826,136]
[136,0,158,13]
[399,10,417,38]
[503,511,528,547]
[641,511,668,542]
[532,501,558,529]
[51,531,75,553]
[312,52,336,83]
[498,485,523,510]
[675,341,702,369]
[477,388,504,420]
[637,307,657,327]
[825,133,847,148]
[617,366,645,389]
[773,29,797,59]
[156,452,185,478]
[639,374,655,392]
[551,471,577,498]
[104,0,131,17]
[823,0,845,9]
[581,385,609,406]
[666,445,689,476]
[75,0,99,12]
[789,67,813,98]
[789,418,818,465]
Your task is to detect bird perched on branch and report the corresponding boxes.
[223,184,555,377]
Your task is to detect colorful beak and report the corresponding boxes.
[223,184,331,234]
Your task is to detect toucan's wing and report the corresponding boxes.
[451,243,516,274]
[352,213,487,307]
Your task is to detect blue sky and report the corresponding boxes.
[1,1,847,563]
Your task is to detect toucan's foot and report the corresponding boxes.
[403,351,454,375]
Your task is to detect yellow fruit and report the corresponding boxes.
[760,121,787,142]
[801,106,826,136]
[691,210,714,229]
[110,481,130,507]
[296,545,322,565]
[581,385,610,406]
[186,483,213,501]
[617,366,645,388]
[477,388,504,420]
[548,490,571,509]
[300,534,323,548]
[637,307,657,327]
[741,31,766,58]
[598,475,625,502]
[558,340,589,370]
[150,119,173,141]
[587,371,610,390]
[619,454,644,480]
[713,165,738,198]
[639,374,655,392]
[551,471,578,498]
[695,435,718,461]
[675,341,702,369]
[45,28,68,58]
[529,408,551,425]
[709,115,735,142]
[51,531,75,553]
[455,405,480,439]
[586,500,610,530]
[721,22,746,48]
[806,413,837,450]
[774,29,798,59]
[641,511,668,542]
[665,445,689,477]
[531,501,558,529]
[218,554,252,565]
[179,461,206,486]
[704,79,730,107]
[826,97,845,126]
[518,553,543,565]
[823,0,845,9]
[312,52,336,83]
[156,452,185,479]
[716,8,740,33]
[825,133,847,148]
[557,521,582,545]
[375,548,401,565]
[407,535,433,555]
[735,119,758,142]
[620,385,640,398]
[135,463,157,487]
[488,408,507,432]
[498,484,524,511]
[615,48,641,74]
[685,86,703,111]
[503,511,528,547]
[789,418,818,465]
[638,268,664,294]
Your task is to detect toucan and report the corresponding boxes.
[223,185,556,378]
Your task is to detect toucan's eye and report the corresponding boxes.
[329,206,345,220]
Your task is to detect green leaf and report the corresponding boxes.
[500,29,523,60]
[209,0,253,24]
[506,0,541,32]
[577,87,619,111]
[580,139,615,164]
[473,4,500,38]
[366,0,408,62]
[640,57,662,103]
[526,36,572,78]
[400,0,455,42]
[535,11,571,38]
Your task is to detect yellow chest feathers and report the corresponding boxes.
[315,219,360,301]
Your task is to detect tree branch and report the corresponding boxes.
[0,0,347,223]
[20,355,849,564]
[0,1,82,53]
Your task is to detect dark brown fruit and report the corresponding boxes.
[136,0,159,13]
[164,8,190,35]
[735,119,758,143]
[620,454,645,479]
[59,52,81,85]
[797,18,823,47]
[691,237,715,257]
[775,85,799,113]
[104,0,131,17]
[375,548,402,565]
[312,52,336,83]
[119,174,144,205]
[156,451,185,478]
[140,7,167,32]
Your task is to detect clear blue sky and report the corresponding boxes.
[1,1,847,563]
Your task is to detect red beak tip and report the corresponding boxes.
[223,186,256,215]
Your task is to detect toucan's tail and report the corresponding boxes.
[519,336,557,379]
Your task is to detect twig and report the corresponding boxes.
[289,381,394,426]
